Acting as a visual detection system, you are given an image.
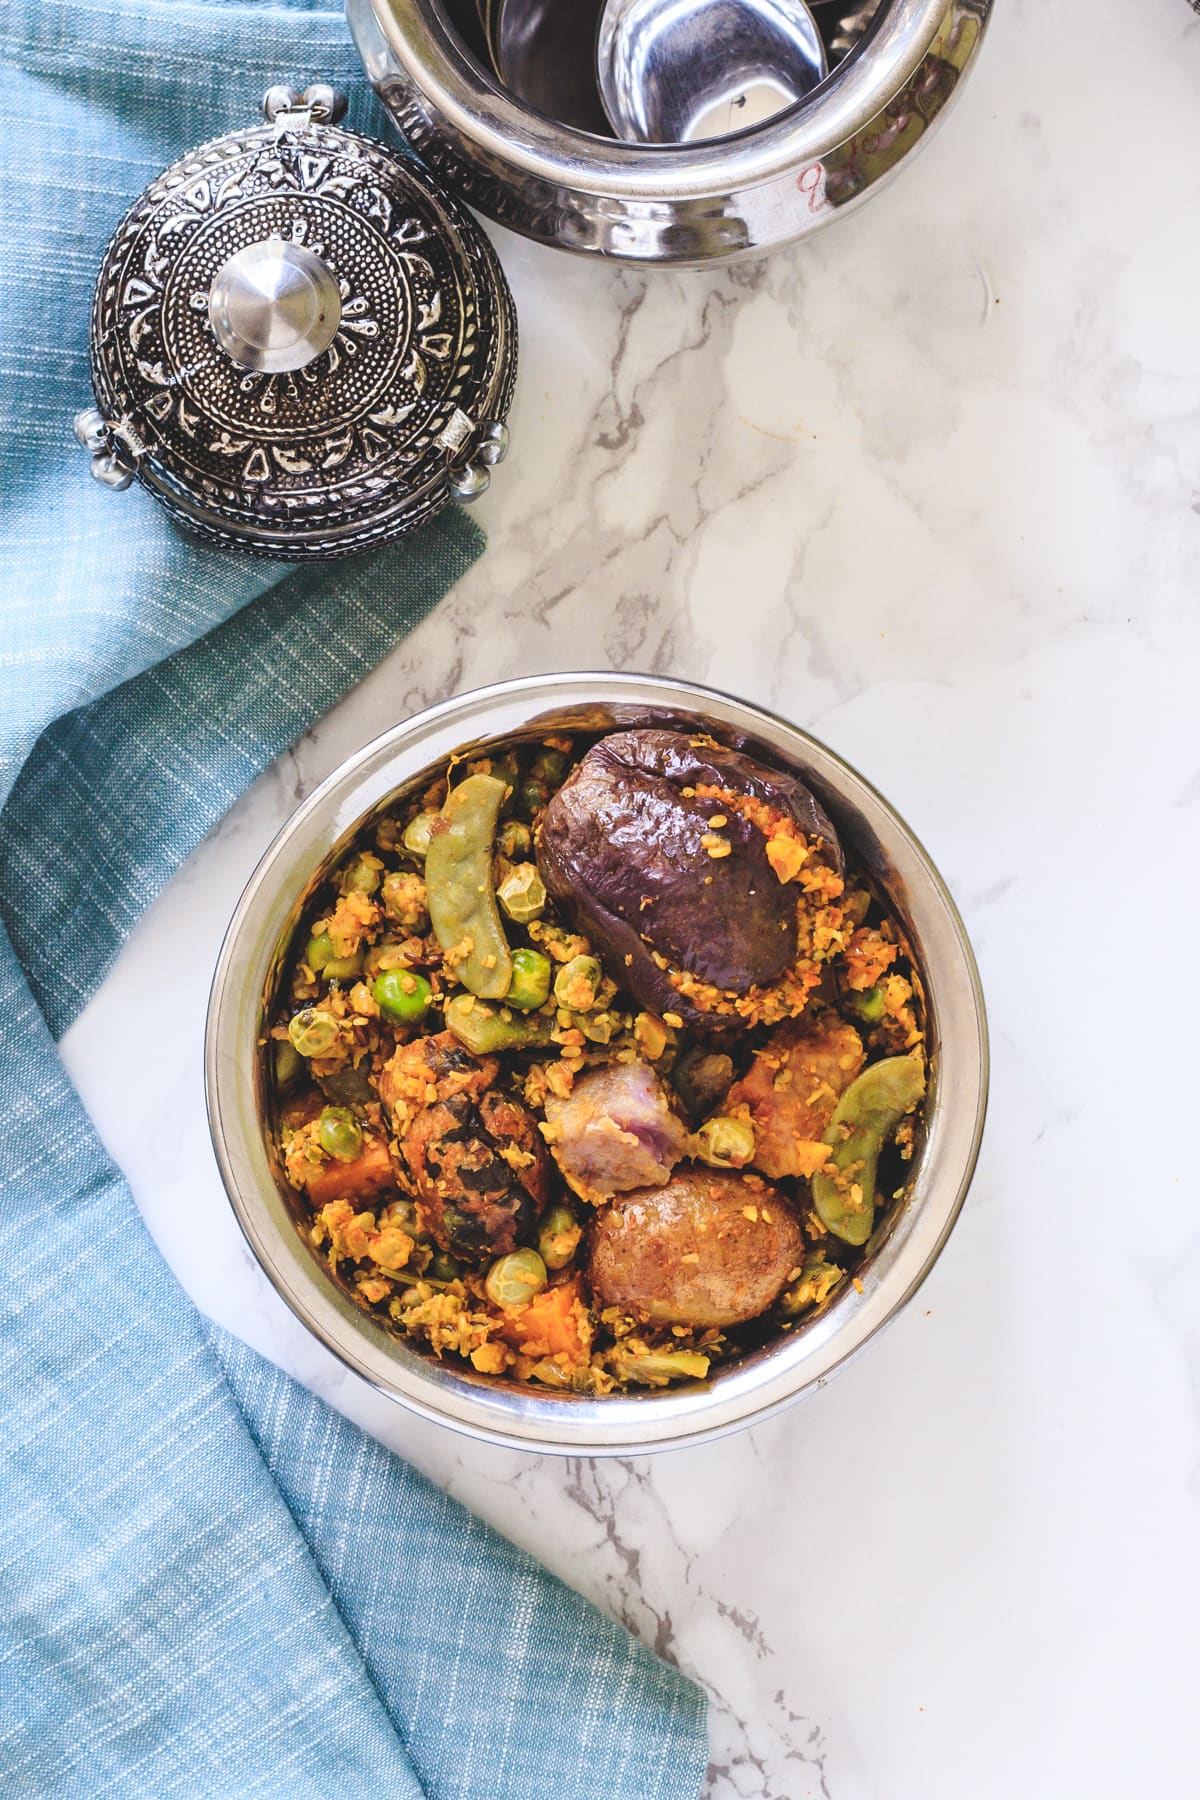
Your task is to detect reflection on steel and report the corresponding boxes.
[596,0,827,145]
[348,0,992,265]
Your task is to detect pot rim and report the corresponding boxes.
[205,672,988,1455]
[352,0,982,197]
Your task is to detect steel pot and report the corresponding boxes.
[347,0,993,264]
[205,673,988,1454]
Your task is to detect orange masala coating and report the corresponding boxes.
[726,1011,865,1180]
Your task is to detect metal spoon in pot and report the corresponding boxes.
[595,0,828,145]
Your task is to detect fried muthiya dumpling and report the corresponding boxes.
[536,729,843,1032]
[378,1032,550,1260]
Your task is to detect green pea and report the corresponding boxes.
[305,933,362,980]
[318,1106,363,1162]
[425,772,513,1000]
[487,752,521,809]
[694,1115,755,1168]
[497,863,547,925]
[537,1205,582,1270]
[444,994,555,1055]
[287,1008,339,1057]
[513,777,548,821]
[505,947,552,1011]
[384,1198,424,1239]
[530,747,568,786]
[610,1349,710,1386]
[373,968,432,1023]
[427,1250,462,1283]
[340,853,381,896]
[485,1248,547,1310]
[381,869,429,928]
[305,931,335,971]
[497,819,532,860]
[574,1009,617,1045]
[843,985,886,1026]
[811,1051,926,1246]
[402,811,438,858]
[554,954,602,1013]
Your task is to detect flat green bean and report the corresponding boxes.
[274,1039,303,1090]
[778,1255,846,1318]
[811,1051,925,1246]
[609,1349,710,1386]
[425,773,513,999]
[443,993,554,1055]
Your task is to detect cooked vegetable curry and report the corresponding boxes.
[269,727,927,1394]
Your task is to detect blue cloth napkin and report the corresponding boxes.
[0,4,710,1795]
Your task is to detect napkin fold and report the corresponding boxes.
[0,3,709,1795]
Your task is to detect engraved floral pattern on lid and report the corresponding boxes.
[82,94,517,558]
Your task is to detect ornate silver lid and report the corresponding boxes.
[75,86,516,559]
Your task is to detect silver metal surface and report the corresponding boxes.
[77,83,517,557]
[206,673,989,1456]
[817,0,887,62]
[490,0,612,136]
[348,0,991,264]
[73,407,109,454]
[262,83,349,126]
[208,240,343,374]
[597,0,827,146]
[74,406,139,487]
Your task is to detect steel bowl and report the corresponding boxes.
[347,0,993,264]
[206,673,988,1454]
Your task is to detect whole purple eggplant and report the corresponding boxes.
[536,729,842,1030]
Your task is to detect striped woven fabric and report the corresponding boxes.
[0,3,709,1794]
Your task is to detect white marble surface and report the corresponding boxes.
[62,2,1200,1794]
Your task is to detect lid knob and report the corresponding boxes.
[208,240,342,374]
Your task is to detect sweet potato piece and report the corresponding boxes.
[302,1135,396,1208]
[497,1276,592,1361]
[842,926,899,992]
[726,1011,865,1181]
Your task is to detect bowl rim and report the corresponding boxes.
[353,0,979,194]
[205,672,988,1455]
